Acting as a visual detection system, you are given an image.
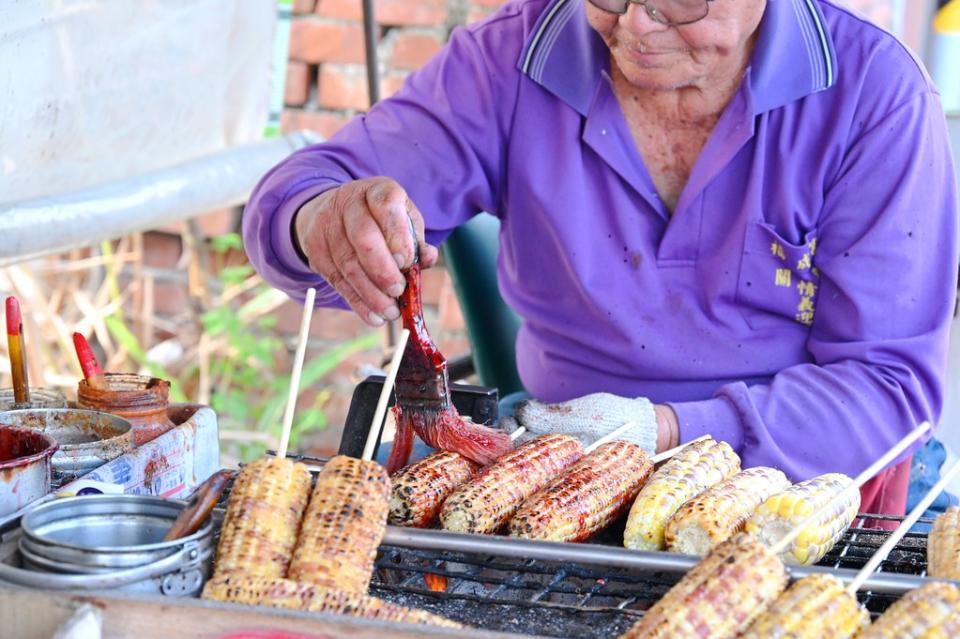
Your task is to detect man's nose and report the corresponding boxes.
[621,3,671,36]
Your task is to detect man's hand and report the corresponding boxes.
[502,393,680,455]
[294,177,440,326]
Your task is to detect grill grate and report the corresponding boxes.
[214,456,937,637]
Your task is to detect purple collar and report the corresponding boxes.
[516,0,839,116]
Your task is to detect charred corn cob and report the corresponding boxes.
[620,532,788,638]
[508,441,653,542]
[740,574,868,639]
[214,456,311,578]
[928,506,960,580]
[389,451,479,527]
[664,466,789,556]
[287,455,390,593]
[624,438,740,551]
[745,473,859,565]
[440,433,583,534]
[202,573,461,628]
[859,581,960,639]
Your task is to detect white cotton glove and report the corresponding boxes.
[501,392,658,455]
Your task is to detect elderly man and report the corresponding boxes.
[244,0,958,514]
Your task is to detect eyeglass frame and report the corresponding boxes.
[587,0,716,26]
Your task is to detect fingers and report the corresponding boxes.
[295,177,441,326]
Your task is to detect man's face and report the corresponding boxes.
[585,0,767,90]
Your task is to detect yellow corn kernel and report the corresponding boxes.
[623,438,741,551]
[665,467,790,556]
[287,455,390,594]
[745,473,859,566]
[202,573,462,628]
[214,456,311,579]
[619,532,788,638]
[740,574,868,639]
[928,506,960,580]
[858,582,960,639]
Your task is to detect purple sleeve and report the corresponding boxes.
[673,91,959,480]
[242,23,519,305]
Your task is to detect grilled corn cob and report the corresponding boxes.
[508,441,653,542]
[740,574,868,639]
[202,573,461,628]
[389,450,479,527]
[624,438,740,551]
[928,506,960,580]
[287,455,390,593]
[214,456,311,578]
[440,433,583,534]
[859,581,960,639]
[745,473,859,565]
[664,466,789,556]
[620,532,788,638]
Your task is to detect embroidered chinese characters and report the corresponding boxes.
[771,237,820,326]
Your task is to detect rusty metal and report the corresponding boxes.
[0,426,57,517]
[0,409,134,487]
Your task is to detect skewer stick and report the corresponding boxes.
[846,457,960,594]
[585,420,636,453]
[5,296,30,405]
[277,287,316,460]
[362,328,410,462]
[771,421,933,555]
[651,434,711,464]
[509,426,526,441]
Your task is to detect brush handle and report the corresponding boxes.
[5,297,29,405]
[72,332,105,385]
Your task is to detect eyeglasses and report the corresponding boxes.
[587,0,714,26]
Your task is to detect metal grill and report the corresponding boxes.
[212,455,942,637]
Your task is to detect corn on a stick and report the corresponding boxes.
[389,450,480,527]
[664,466,789,555]
[287,455,391,593]
[624,438,740,551]
[740,574,868,639]
[858,581,960,639]
[928,506,960,580]
[202,573,462,628]
[213,456,311,578]
[508,441,653,542]
[619,532,788,638]
[745,473,859,565]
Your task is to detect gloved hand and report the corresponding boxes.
[500,393,659,454]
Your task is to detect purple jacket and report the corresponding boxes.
[244,0,959,481]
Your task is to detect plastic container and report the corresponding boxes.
[77,373,176,446]
[0,388,68,411]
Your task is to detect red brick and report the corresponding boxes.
[196,208,239,237]
[318,64,370,111]
[467,7,496,23]
[292,0,316,14]
[315,0,362,20]
[472,0,507,7]
[419,265,446,307]
[377,0,447,26]
[142,232,182,269]
[290,19,366,64]
[438,274,466,331]
[389,30,444,70]
[380,71,408,99]
[284,60,312,107]
[281,109,350,138]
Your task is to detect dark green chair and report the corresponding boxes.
[442,213,525,397]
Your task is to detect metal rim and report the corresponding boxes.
[0,425,58,469]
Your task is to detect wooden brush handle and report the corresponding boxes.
[163,470,234,541]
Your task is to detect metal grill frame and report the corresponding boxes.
[219,453,956,637]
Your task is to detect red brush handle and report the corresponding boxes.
[72,332,104,380]
[5,297,20,336]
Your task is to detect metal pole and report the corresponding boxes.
[361,0,397,347]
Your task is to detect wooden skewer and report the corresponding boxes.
[585,420,635,453]
[509,426,526,441]
[276,287,317,460]
[362,328,411,462]
[771,421,933,555]
[845,457,960,594]
[5,296,30,405]
[651,434,711,464]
